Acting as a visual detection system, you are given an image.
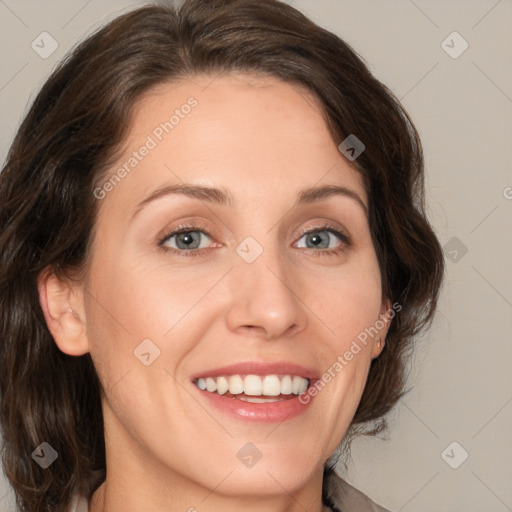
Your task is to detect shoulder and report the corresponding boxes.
[68,492,89,512]
[323,467,392,512]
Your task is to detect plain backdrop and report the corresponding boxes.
[1,1,511,511]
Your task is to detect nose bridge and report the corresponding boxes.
[225,236,305,339]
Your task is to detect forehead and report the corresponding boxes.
[97,72,366,217]
[128,72,332,148]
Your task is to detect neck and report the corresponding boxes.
[88,474,332,512]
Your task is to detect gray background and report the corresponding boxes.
[1,1,511,511]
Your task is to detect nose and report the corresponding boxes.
[225,249,307,341]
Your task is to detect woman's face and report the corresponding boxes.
[79,73,389,501]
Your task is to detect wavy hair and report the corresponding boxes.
[0,0,445,510]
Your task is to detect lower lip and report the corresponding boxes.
[192,385,315,423]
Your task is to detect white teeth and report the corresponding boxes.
[195,374,310,396]
[281,375,293,394]
[244,375,262,395]
[205,377,217,392]
[262,375,281,396]
[216,376,229,395]
[228,375,244,395]
[292,375,308,394]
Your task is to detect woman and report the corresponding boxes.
[0,0,445,511]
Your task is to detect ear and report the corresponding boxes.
[37,267,89,356]
[371,298,393,359]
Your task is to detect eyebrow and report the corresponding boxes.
[132,182,368,218]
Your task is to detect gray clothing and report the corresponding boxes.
[323,466,391,511]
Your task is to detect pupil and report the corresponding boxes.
[178,232,198,249]
[309,233,327,248]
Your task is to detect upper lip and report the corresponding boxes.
[190,361,320,382]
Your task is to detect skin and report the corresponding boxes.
[38,73,391,512]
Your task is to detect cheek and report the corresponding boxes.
[308,250,383,350]
[83,252,217,386]
[82,255,165,391]
[303,250,382,407]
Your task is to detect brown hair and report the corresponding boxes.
[0,0,445,510]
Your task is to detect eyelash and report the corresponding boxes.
[157,223,351,259]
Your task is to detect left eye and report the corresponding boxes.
[295,228,345,250]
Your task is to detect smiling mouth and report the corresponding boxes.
[193,374,310,402]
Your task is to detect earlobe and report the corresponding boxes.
[372,298,393,358]
[37,267,89,356]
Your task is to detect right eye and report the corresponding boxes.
[158,224,217,257]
